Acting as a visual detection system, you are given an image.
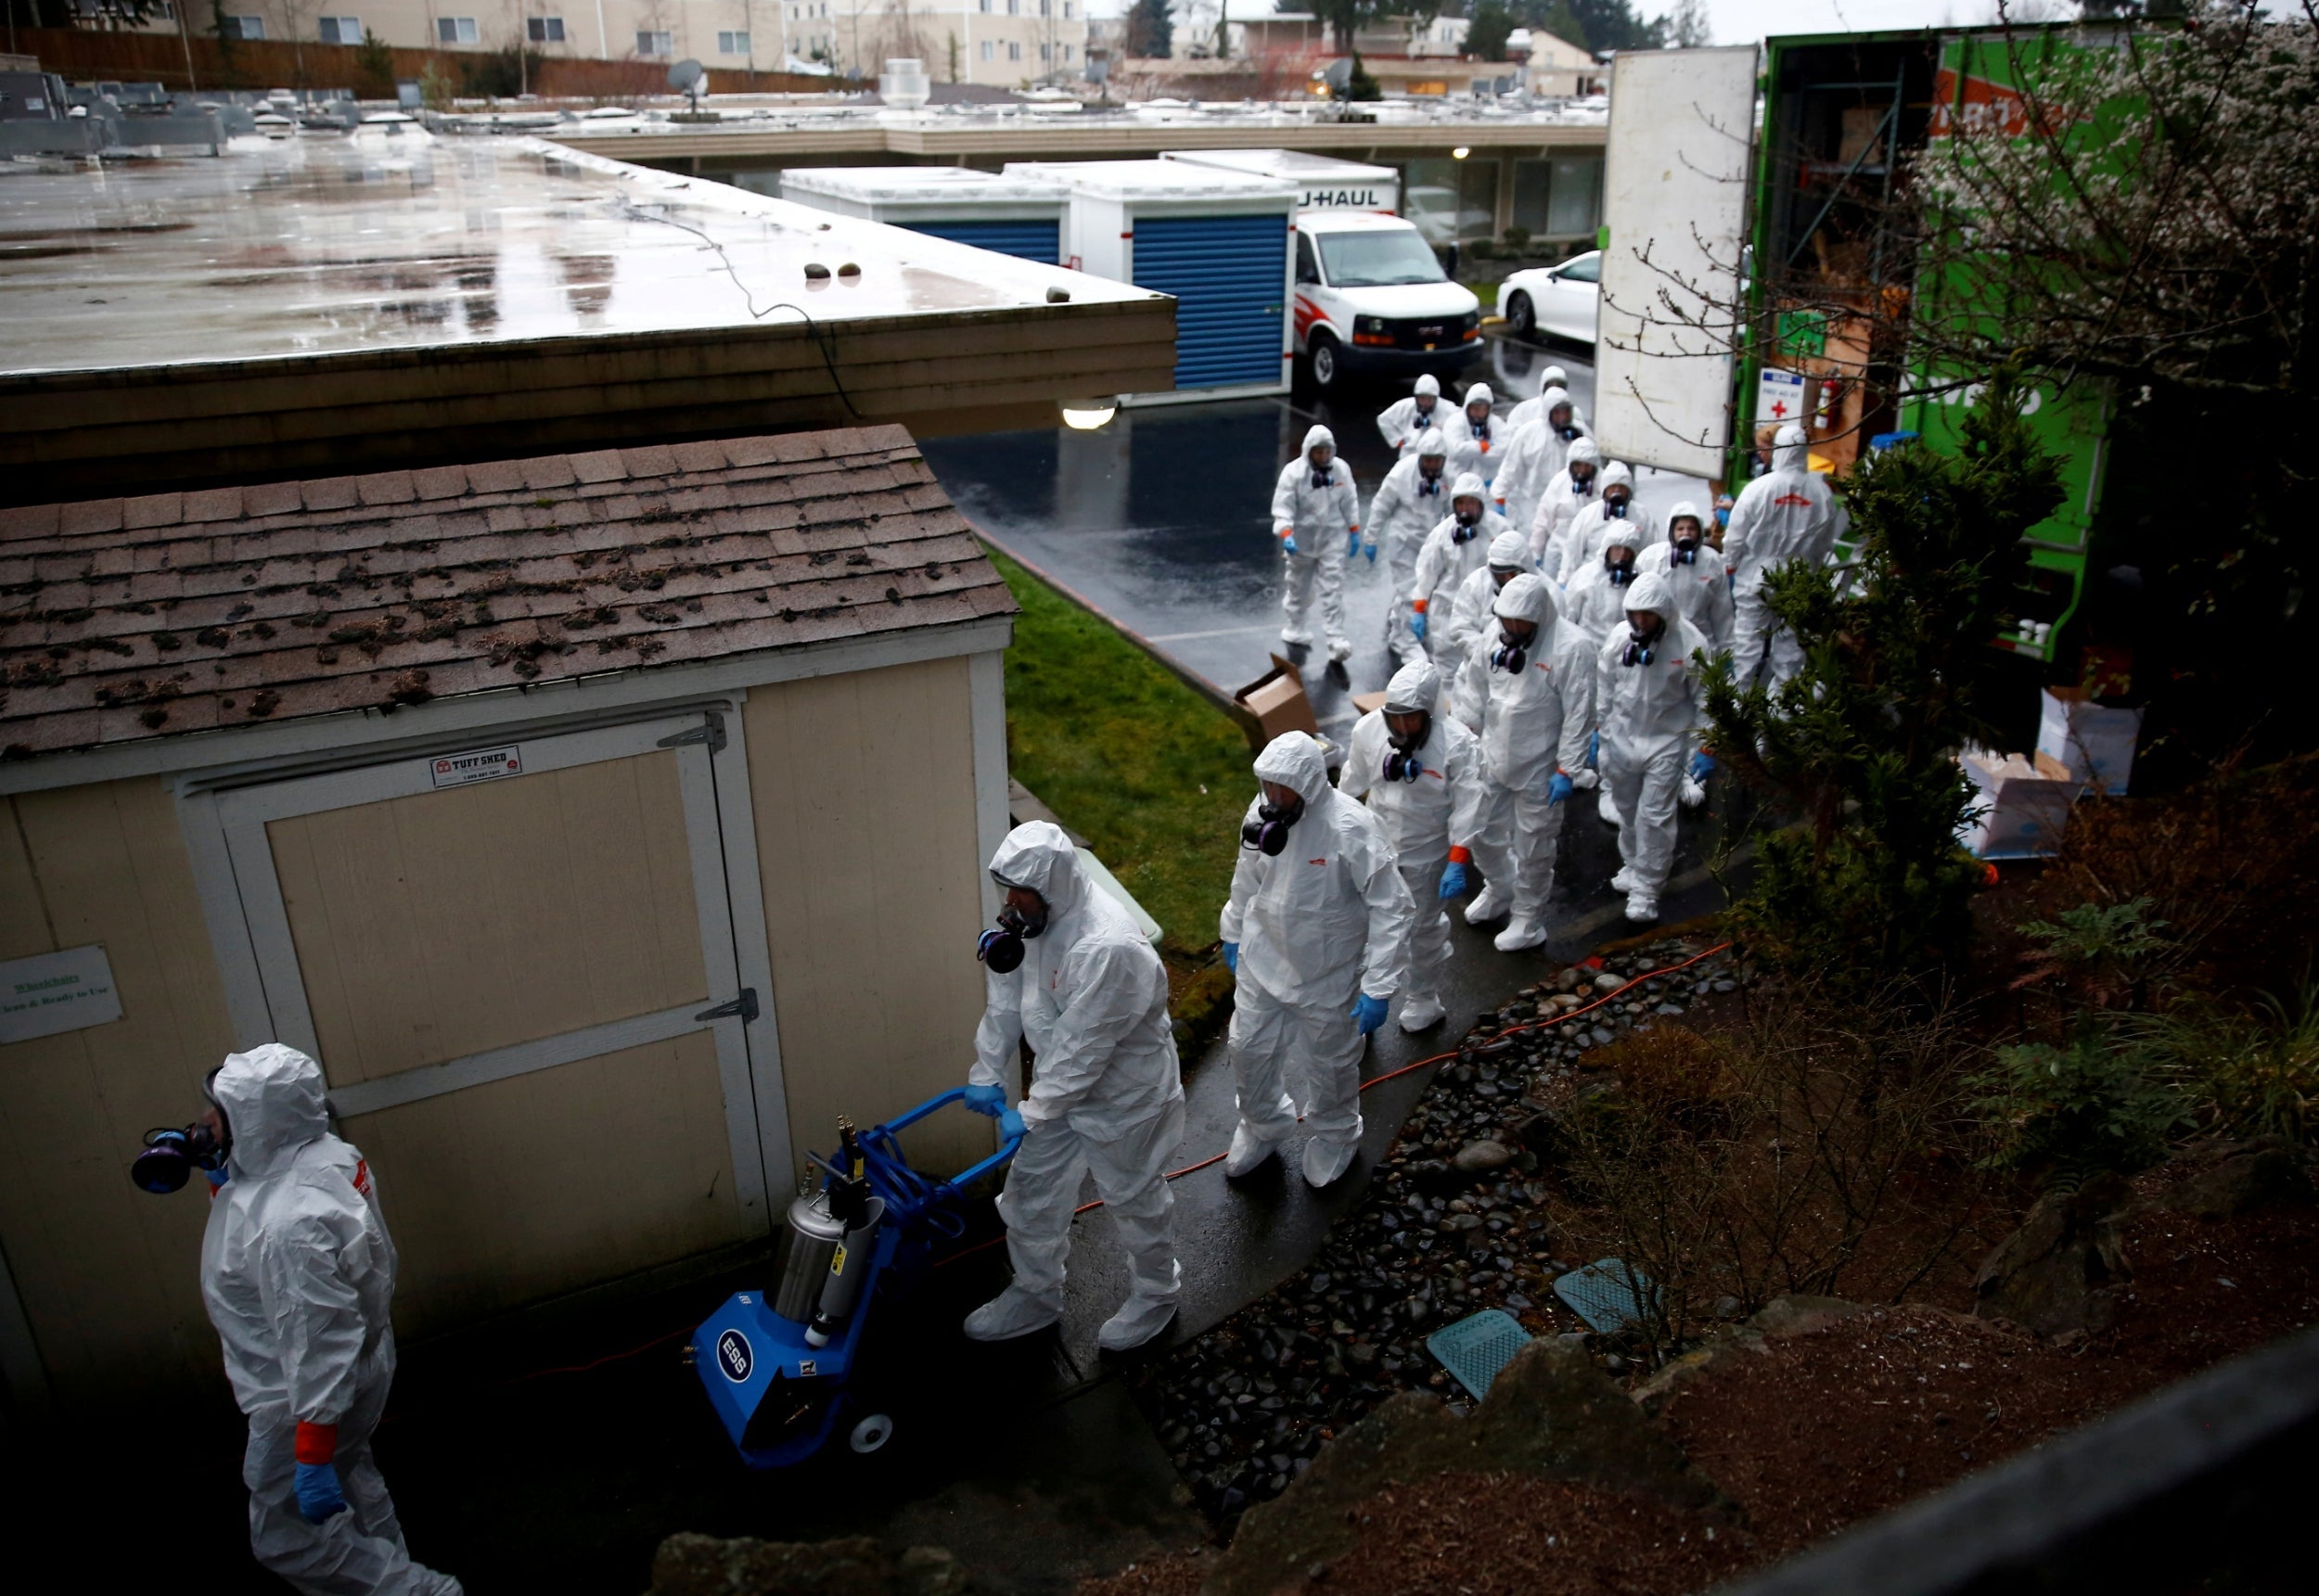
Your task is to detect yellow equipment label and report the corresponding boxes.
[830,1244,847,1275]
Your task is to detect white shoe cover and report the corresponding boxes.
[1301,1136,1357,1187]
[1097,1293,1179,1352]
[1600,798,1628,829]
[962,1284,1061,1342]
[1610,866,1637,894]
[1224,1121,1281,1178]
[1281,627,1313,646]
[1624,893,1660,924]
[1398,993,1446,1031]
[1680,777,1708,810]
[1493,918,1547,952]
[1326,636,1353,662]
[1463,884,1505,926]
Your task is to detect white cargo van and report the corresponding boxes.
[1165,147,1481,391]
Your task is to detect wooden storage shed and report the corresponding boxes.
[0,425,1017,1414]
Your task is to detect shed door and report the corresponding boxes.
[214,711,774,1335]
[1131,213,1290,389]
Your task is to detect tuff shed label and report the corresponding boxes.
[0,944,123,1044]
[429,745,522,788]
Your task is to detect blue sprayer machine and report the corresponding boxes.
[688,1089,1022,1467]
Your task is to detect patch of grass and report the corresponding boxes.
[987,546,1253,955]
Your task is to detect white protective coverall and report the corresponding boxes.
[1409,473,1504,656]
[1560,521,1647,661]
[1553,461,1653,588]
[1724,423,1845,691]
[1637,501,1736,656]
[1339,660,1485,1032]
[200,1044,459,1596]
[1595,568,1711,920]
[1491,385,1586,537]
[1506,371,1587,434]
[1221,733,1414,1188]
[1376,374,1447,457]
[1441,528,1535,693]
[1530,438,1603,573]
[1469,573,1592,951]
[1270,423,1363,660]
[967,823,1185,1347]
[1365,429,1453,658]
[1441,382,1501,488]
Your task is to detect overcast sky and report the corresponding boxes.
[1084,0,1982,44]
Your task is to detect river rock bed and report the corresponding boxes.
[1131,935,1750,1524]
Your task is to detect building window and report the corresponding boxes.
[222,13,265,38]
[436,16,479,43]
[1039,41,1050,60]
[978,39,992,59]
[1061,43,1071,60]
[636,29,673,55]
[717,29,749,53]
[317,15,360,43]
[526,16,566,42]
[1005,0,1017,13]
[979,0,991,9]
[1038,0,1047,13]
[1006,39,1019,58]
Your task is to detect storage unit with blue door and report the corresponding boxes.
[1005,159,1298,401]
[775,167,1070,265]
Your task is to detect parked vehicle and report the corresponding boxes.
[1499,249,1600,344]
[1292,211,1483,389]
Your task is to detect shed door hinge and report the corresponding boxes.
[696,988,758,1024]
[658,712,726,754]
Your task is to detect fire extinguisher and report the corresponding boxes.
[1815,375,1842,429]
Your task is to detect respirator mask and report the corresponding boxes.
[1241,793,1304,856]
[1604,495,1631,520]
[1452,504,1482,540]
[1418,465,1444,495]
[1672,534,1700,566]
[1383,714,1429,782]
[1607,558,1635,588]
[976,891,1047,975]
[1570,467,1596,495]
[1492,624,1533,674]
[1622,619,1663,668]
[131,1070,231,1194]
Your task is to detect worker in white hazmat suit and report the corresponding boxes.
[1637,502,1736,811]
[1409,472,1501,654]
[1340,659,1485,1032]
[1557,522,1646,829]
[1467,573,1593,951]
[1595,568,1712,923]
[1490,385,1585,537]
[1366,428,1453,658]
[1530,437,1602,573]
[1554,460,1653,588]
[963,822,1185,1350]
[1220,733,1414,1188]
[196,1043,462,1596]
[1507,369,1586,434]
[1441,381,1501,487]
[1270,423,1363,662]
[1724,423,1846,691]
[1439,528,1534,677]
[1376,373,1446,457]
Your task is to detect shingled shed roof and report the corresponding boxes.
[0,426,1015,760]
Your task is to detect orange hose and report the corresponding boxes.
[936,940,1735,1263]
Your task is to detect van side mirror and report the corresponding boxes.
[1443,243,1461,277]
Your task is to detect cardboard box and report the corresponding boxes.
[1958,747,2076,860]
[2037,688,2143,797]
[1232,653,1319,751]
[1352,690,1390,716]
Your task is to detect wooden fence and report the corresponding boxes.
[7,25,835,97]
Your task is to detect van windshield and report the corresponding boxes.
[1315,230,1447,287]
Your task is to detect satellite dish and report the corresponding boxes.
[1321,58,1352,95]
[667,58,704,93]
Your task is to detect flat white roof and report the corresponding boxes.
[776,165,1070,204]
[1001,159,1298,201]
[1160,147,1397,183]
[0,128,1150,377]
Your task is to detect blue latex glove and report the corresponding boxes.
[1363,541,1378,564]
[1346,529,1362,559]
[1282,533,1299,555]
[1351,994,1390,1036]
[1438,861,1469,900]
[961,1082,1005,1117]
[1221,940,1239,974]
[999,1106,1026,1141]
[1587,730,1600,770]
[294,1462,347,1524]
[1547,771,1575,805]
[1411,611,1429,642]
[1690,750,1717,782]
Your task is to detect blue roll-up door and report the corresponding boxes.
[903,218,1061,265]
[1131,213,1288,390]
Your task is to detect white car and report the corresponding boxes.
[1499,249,1600,345]
[1293,211,1482,390]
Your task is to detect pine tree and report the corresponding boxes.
[1125,0,1172,58]
[1702,375,2063,977]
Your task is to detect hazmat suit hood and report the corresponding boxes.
[212,1043,329,1181]
[1598,461,1634,495]
[1415,427,1447,460]
[1384,658,1441,713]
[1495,571,1557,627]
[1541,365,1569,390]
[1566,439,1601,472]
[1414,374,1441,399]
[1487,529,1530,568]
[1302,423,1337,458]
[989,820,1085,918]
[1462,382,1493,415]
[1772,424,1809,474]
[1624,568,1676,622]
[1664,500,1705,540]
[1601,521,1643,556]
[1451,471,1488,502]
[1253,731,1333,807]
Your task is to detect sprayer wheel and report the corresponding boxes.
[849,1412,894,1454]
